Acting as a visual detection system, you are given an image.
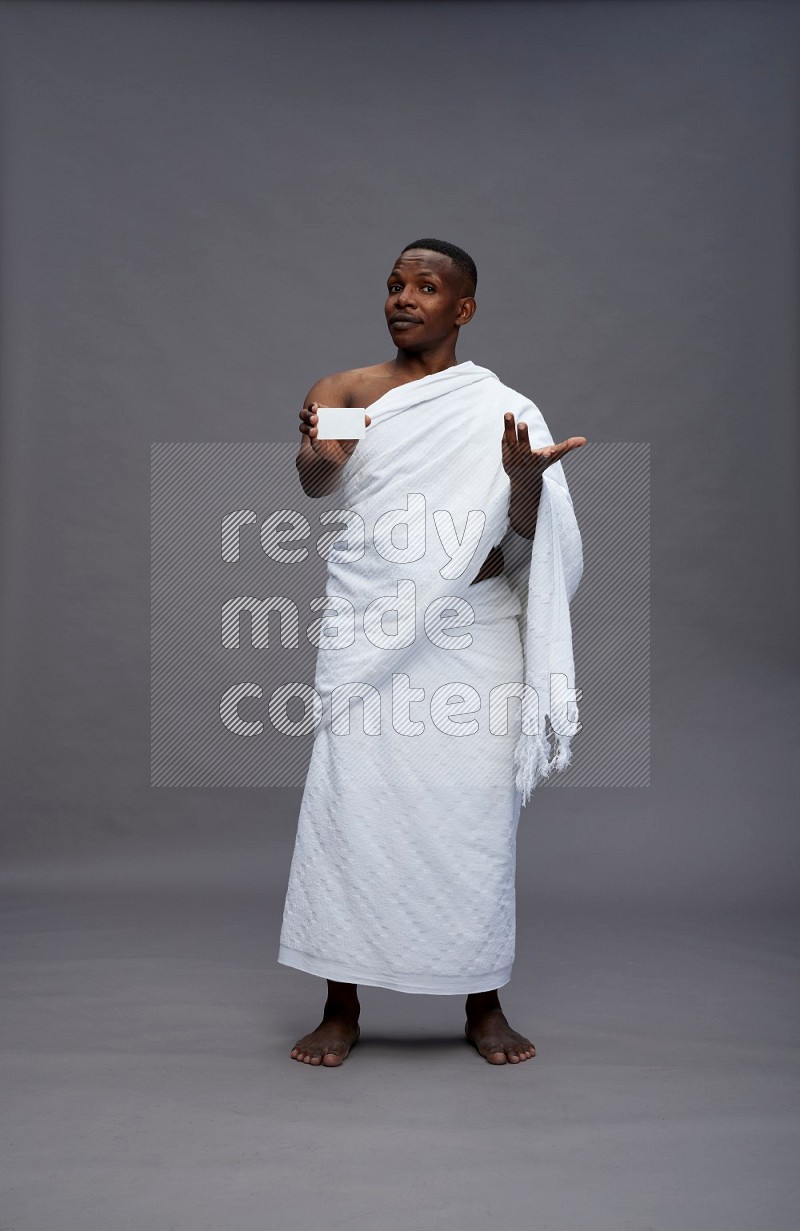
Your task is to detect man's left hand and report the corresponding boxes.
[502,413,587,485]
[502,413,587,538]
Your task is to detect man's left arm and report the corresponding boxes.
[508,472,543,539]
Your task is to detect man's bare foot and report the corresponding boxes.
[290,981,361,1067]
[464,990,536,1064]
[290,1015,360,1066]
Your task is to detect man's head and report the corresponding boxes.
[385,238,477,349]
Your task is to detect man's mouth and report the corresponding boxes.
[390,316,421,326]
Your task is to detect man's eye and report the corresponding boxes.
[422,284,436,292]
[388,283,401,293]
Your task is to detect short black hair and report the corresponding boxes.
[400,237,477,297]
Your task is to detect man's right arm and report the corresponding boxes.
[295,375,349,497]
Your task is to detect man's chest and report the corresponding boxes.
[345,372,419,412]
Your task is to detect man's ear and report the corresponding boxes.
[457,298,477,327]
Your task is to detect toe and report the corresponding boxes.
[485,1046,507,1064]
[323,1050,343,1066]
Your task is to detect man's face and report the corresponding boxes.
[384,249,475,347]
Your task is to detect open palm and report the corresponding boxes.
[502,412,586,484]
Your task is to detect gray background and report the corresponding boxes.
[0,2,798,1229]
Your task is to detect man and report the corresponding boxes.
[280,238,585,1066]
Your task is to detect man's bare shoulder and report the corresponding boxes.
[304,362,394,410]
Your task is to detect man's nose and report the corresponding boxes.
[396,287,417,307]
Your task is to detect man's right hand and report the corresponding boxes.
[298,403,372,469]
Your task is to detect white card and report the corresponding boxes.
[315,407,367,440]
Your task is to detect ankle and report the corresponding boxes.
[465,990,502,1018]
[323,996,360,1020]
[324,980,360,1018]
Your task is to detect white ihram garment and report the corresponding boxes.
[278,360,583,994]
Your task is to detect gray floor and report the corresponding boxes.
[2,832,798,1231]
